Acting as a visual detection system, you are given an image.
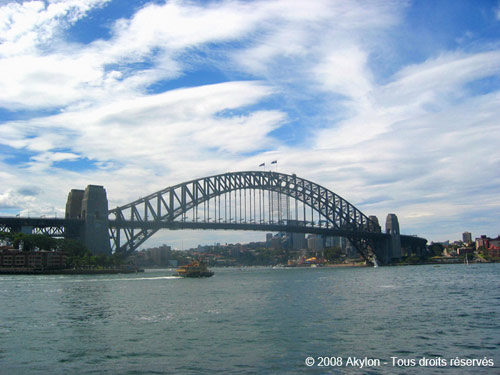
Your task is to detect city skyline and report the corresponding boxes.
[1,0,500,249]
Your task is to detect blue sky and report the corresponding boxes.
[1,0,500,248]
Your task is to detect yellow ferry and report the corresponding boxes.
[175,261,214,278]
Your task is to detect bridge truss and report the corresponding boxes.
[109,171,382,259]
[0,218,82,238]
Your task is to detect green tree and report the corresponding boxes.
[428,243,444,257]
[324,246,343,262]
[32,235,57,251]
[0,232,12,242]
[13,233,37,251]
[111,252,125,267]
[57,239,91,258]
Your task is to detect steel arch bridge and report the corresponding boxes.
[109,171,389,260]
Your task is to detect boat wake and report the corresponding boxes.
[65,275,181,283]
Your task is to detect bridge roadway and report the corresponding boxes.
[109,219,426,249]
[0,216,426,249]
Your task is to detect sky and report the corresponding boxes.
[1,0,500,249]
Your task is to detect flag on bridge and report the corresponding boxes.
[259,163,265,167]
[271,160,277,164]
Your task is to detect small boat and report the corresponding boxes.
[175,261,214,278]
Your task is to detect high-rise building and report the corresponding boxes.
[325,236,346,250]
[462,232,472,243]
[285,220,306,250]
[307,235,324,252]
[290,232,306,250]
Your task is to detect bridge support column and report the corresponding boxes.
[65,185,111,255]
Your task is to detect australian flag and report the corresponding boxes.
[259,163,265,167]
[271,160,277,164]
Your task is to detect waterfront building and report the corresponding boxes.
[476,235,491,250]
[0,250,67,269]
[476,235,500,257]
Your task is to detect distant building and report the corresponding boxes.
[344,239,358,258]
[476,235,490,250]
[475,235,500,251]
[147,245,171,266]
[290,232,306,250]
[286,220,307,250]
[462,232,472,243]
[487,247,500,258]
[270,237,282,250]
[307,235,324,252]
[491,237,500,248]
[436,240,450,247]
[325,236,347,250]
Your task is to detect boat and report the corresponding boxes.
[175,261,214,278]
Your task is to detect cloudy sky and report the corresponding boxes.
[1,0,499,248]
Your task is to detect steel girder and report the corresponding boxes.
[109,171,381,258]
[0,218,82,239]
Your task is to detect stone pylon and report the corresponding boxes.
[65,185,111,255]
[385,213,401,260]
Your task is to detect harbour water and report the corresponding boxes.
[1,264,499,374]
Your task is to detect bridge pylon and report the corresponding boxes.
[65,185,111,255]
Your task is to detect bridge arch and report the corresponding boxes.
[109,171,382,259]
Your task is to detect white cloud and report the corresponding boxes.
[314,50,500,149]
[0,0,110,56]
[312,46,374,103]
[378,50,500,107]
[0,80,284,183]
